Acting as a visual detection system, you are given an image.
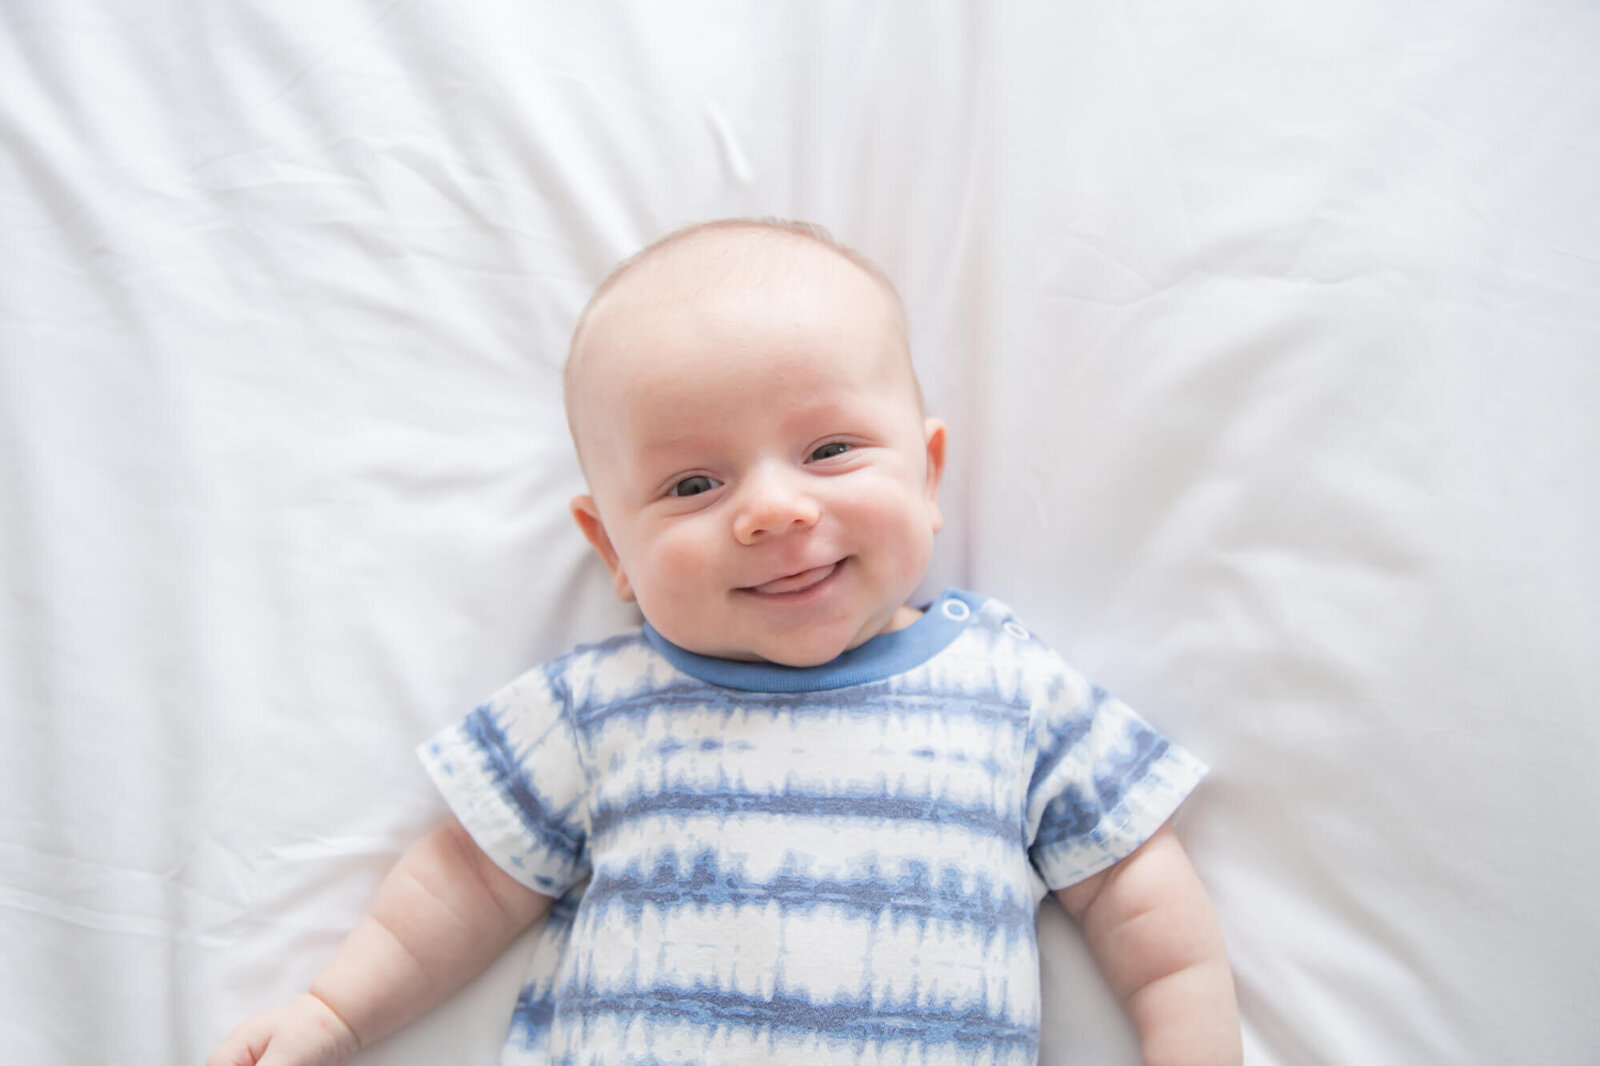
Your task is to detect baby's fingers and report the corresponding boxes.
[206,994,358,1066]
[205,1016,273,1066]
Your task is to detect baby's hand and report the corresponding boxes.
[206,992,360,1066]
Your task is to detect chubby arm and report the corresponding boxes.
[209,817,554,1066]
[1055,825,1241,1066]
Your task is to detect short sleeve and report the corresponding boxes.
[1025,663,1208,890]
[418,662,591,898]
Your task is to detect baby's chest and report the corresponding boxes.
[565,695,1042,1010]
[582,693,1036,893]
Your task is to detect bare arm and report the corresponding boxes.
[1055,825,1242,1066]
[209,817,554,1066]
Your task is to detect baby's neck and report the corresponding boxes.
[879,604,924,636]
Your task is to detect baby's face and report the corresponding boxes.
[569,243,945,667]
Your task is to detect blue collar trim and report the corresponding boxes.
[642,588,983,692]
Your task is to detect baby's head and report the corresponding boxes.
[565,220,946,667]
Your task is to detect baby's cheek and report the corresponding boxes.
[651,523,719,580]
[850,476,928,532]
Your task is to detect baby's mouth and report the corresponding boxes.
[745,562,839,595]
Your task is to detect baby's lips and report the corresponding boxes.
[747,562,838,595]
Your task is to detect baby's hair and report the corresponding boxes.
[564,218,913,413]
[571,218,902,346]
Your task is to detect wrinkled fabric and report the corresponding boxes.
[1,3,1596,1065]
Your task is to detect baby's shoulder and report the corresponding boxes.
[537,626,673,702]
[472,627,657,713]
[931,589,1083,701]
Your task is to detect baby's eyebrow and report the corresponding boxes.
[774,400,863,430]
[634,432,717,459]
[623,439,717,484]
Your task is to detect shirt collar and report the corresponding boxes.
[641,588,982,692]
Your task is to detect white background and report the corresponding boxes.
[2,2,1596,1063]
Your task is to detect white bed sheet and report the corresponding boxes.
[2,3,1596,1064]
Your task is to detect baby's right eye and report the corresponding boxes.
[669,475,720,498]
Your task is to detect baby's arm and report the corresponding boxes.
[1055,825,1241,1066]
[209,817,553,1066]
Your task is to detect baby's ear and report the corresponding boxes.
[922,418,947,533]
[570,495,634,601]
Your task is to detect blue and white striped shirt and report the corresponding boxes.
[420,589,1206,1065]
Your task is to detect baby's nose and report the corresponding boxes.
[732,471,821,543]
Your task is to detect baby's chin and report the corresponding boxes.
[749,642,853,668]
[697,617,906,668]
[692,638,852,668]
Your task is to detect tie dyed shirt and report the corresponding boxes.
[419,589,1206,1065]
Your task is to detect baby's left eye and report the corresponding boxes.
[808,442,852,462]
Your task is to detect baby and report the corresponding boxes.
[210,220,1241,1066]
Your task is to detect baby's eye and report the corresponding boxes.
[668,475,720,498]
[808,442,852,462]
